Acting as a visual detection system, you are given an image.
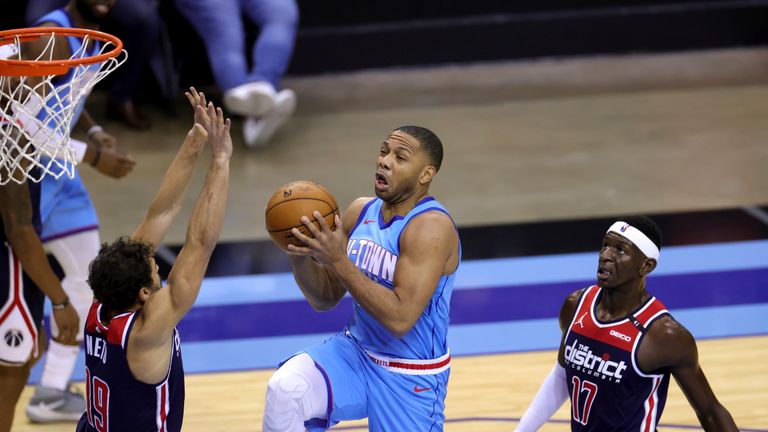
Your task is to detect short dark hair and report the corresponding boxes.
[88,236,155,312]
[395,125,443,172]
[618,215,663,251]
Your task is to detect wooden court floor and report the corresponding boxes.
[12,335,768,431]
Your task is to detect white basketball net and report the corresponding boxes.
[0,31,125,185]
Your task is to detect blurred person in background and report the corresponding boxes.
[175,0,298,147]
[27,0,162,130]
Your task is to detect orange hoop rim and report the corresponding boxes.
[0,27,123,77]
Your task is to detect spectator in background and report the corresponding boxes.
[175,0,298,147]
[27,0,161,130]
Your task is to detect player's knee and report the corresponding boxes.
[263,354,327,432]
[265,366,312,411]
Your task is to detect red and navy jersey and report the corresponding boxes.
[81,301,185,432]
[563,285,670,432]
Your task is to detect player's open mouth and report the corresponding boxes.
[597,266,611,280]
[375,172,389,189]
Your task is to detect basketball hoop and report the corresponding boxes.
[0,27,126,185]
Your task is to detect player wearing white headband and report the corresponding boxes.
[516,216,738,432]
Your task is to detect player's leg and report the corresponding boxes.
[0,333,44,432]
[263,353,329,432]
[263,333,368,432]
[367,365,450,432]
[26,230,98,422]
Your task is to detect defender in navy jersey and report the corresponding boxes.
[516,216,738,432]
[263,126,461,431]
[75,91,232,432]
[0,162,79,431]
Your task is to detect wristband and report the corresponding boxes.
[52,297,70,310]
[87,125,104,138]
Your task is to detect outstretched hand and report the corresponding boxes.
[287,212,346,266]
[202,103,232,160]
[184,87,211,130]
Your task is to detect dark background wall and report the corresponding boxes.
[3,1,768,89]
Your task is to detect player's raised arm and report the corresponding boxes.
[131,88,210,246]
[640,318,739,431]
[287,197,369,310]
[137,102,231,337]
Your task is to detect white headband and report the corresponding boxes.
[607,221,660,261]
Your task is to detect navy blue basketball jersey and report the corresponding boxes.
[564,285,670,432]
[80,301,185,432]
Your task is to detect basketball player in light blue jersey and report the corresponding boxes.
[263,126,461,431]
[21,0,136,423]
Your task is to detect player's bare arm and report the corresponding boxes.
[638,316,739,431]
[288,197,369,310]
[131,89,210,246]
[292,209,458,337]
[556,289,585,366]
[0,181,78,344]
[129,103,230,383]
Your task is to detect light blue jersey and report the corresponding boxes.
[346,196,458,359]
[299,196,460,431]
[35,9,100,241]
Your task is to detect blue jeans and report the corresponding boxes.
[175,0,298,91]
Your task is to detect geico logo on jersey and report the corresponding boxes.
[609,329,632,342]
[564,339,627,383]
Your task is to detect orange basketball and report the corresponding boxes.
[265,181,339,251]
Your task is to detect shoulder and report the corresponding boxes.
[642,315,698,369]
[340,196,374,232]
[559,287,588,329]
[402,210,456,244]
[646,315,696,348]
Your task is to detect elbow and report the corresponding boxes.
[387,320,415,339]
[308,297,340,312]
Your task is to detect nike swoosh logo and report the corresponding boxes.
[35,399,67,411]
[363,219,376,224]
[413,385,431,393]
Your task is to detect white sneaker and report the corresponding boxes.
[223,81,276,117]
[243,88,296,148]
[25,385,85,423]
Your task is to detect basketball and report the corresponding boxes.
[265,181,339,251]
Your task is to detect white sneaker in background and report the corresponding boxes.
[25,385,85,423]
[243,88,297,148]
[223,81,276,117]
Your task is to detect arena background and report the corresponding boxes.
[4,0,768,430]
